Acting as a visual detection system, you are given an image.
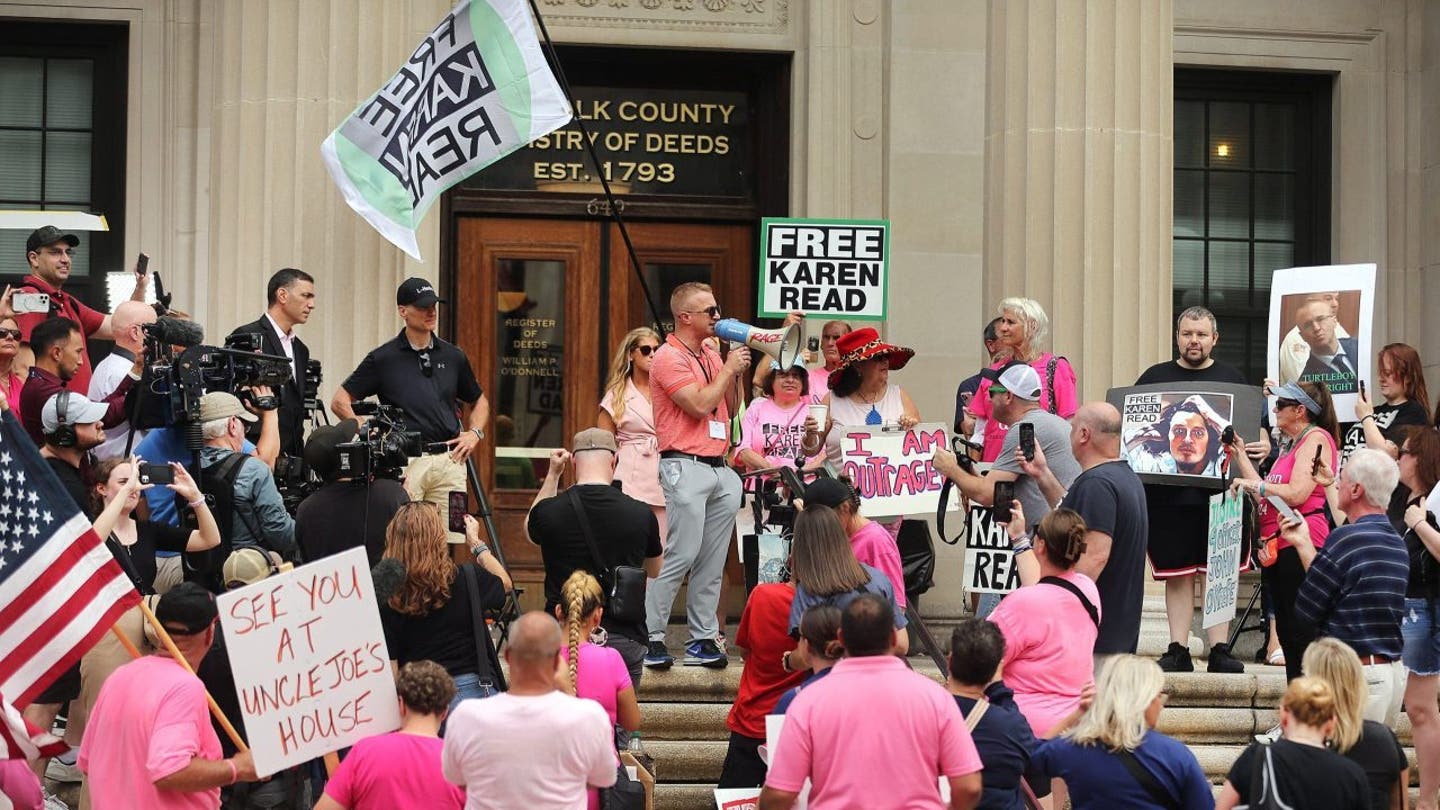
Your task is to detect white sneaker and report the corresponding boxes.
[1254,723,1281,743]
[41,789,70,810]
[45,755,82,783]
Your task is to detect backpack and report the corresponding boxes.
[182,451,260,589]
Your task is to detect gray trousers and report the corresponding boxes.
[646,457,742,644]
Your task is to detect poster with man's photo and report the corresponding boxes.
[1267,264,1376,423]
[1107,382,1262,489]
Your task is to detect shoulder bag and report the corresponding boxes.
[1038,575,1099,628]
[568,488,648,625]
[1247,740,1285,810]
[1114,747,1181,810]
[460,563,507,692]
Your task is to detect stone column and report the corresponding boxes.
[206,0,449,383]
[984,0,1174,399]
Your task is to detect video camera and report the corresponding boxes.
[137,321,295,430]
[334,401,424,480]
[742,465,829,534]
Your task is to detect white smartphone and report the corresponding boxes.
[11,292,49,314]
[1266,494,1302,523]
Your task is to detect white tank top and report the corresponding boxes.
[825,384,904,468]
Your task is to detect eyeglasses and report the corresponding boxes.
[1298,314,1335,330]
[1170,427,1208,441]
[0,329,20,341]
[1399,447,1415,457]
[633,344,656,357]
[418,351,433,378]
[1275,398,1300,410]
[684,306,722,320]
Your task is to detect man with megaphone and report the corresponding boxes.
[643,282,750,670]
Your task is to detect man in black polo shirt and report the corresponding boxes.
[526,428,663,685]
[332,277,487,557]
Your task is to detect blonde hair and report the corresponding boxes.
[602,327,661,424]
[559,570,604,696]
[383,504,454,616]
[1301,639,1364,752]
[1283,676,1338,729]
[669,281,713,317]
[1065,655,1164,752]
[997,297,1051,355]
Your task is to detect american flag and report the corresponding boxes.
[0,411,140,708]
[0,691,65,760]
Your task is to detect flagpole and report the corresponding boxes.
[132,602,249,753]
[526,0,670,338]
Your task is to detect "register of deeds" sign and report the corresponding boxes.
[757,218,889,321]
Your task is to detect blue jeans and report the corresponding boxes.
[441,673,497,736]
[1402,597,1440,676]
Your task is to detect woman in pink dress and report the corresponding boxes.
[557,570,640,810]
[598,327,666,538]
[965,297,1078,462]
[0,316,25,425]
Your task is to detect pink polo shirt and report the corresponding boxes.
[987,571,1101,736]
[849,521,907,609]
[765,656,982,809]
[650,333,729,456]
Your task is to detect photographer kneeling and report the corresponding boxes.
[296,419,409,566]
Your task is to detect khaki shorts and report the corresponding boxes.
[404,452,469,543]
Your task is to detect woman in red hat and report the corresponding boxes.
[965,297,1078,462]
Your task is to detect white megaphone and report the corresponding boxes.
[714,318,803,368]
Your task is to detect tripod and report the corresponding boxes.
[464,456,522,681]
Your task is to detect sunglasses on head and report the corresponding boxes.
[0,328,19,341]
[633,344,656,357]
[418,351,433,378]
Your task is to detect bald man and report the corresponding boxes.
[91,300,157,459]
[442,613,615,809]
[1019,403,1149,656]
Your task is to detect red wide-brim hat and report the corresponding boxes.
[828,327,916,390]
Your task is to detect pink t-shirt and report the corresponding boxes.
[323,732,463,810]
[560,643,630,810]
[807,366,831,404]
[442,691,615,810]
[765,656,982,809]
[650,334,729,456]
[78,655,223,810]
[733,396,817,470]
[966,353,1078,462]
[849,521,907,609]
[987,571,1101,736]
[0,760,41,810]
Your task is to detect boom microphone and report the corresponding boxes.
[371,558,407,603]
[144,316,204,348]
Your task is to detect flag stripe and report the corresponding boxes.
[0,513,92,608]
[2,571,139,707]
[0,693,64,760]
[0,525,113,666]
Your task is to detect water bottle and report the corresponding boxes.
[627,732,656,780]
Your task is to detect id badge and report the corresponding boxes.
[708,420,727,440]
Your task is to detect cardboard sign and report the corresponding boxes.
[833,424,957,517]
[714,789,761,810]
[1107,382,1262,489]
[1203,493,1245,629]
[216,547,400,777]
[963,505,1021,595]
[1267,263,1376,423]
[758,218,888,320]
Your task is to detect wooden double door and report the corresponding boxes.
[453,217,752,591]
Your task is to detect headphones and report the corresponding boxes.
[50,390,78,448]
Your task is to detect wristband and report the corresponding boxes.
[1011,542,1033,556]
[1361,414,1376,424]
[187,497,207,509]
[471,428,485,440]
[470,543,490,558]
[225,758,237,785]
[1258,482,1266,497]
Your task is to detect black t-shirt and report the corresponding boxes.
[46,456,91,517]
[295,479,410,567]
[379,563,505,678]
[1227,739,1370,810]
[1061,460,1149,654]
[109,520,191,594]
[1342,720,1408,810]
[1340,399,1428,466]
[528,484,663,643]
[341,331,483,443]
[1134,360,1250,509]
[1405,503,1440,598]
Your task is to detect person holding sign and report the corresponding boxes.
[964,298,1078,463]
[78,583,260,808]
[315,660,464,810]
[1229,380,1339,680]
[644,282,747,670]
[812,326,918,467]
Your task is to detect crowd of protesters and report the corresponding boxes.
[8,227,1440,810]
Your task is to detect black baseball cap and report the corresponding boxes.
[803,476,854,509]
[396,277,443,307]
[26,226,79,255]
[154,582,218,635]
[304,418,361,479]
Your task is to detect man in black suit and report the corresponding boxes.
[227,268,316,456]
[1294,297,1359,395]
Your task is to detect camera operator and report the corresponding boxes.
[90,300,157,460]
[331,277,487,556]
[195,391,295,562]
[21,316,141,447]
[295,419,409,567]
[227,268,315,457]
[525,429,663,686]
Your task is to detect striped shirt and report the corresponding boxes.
[1296,514,1409,659]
